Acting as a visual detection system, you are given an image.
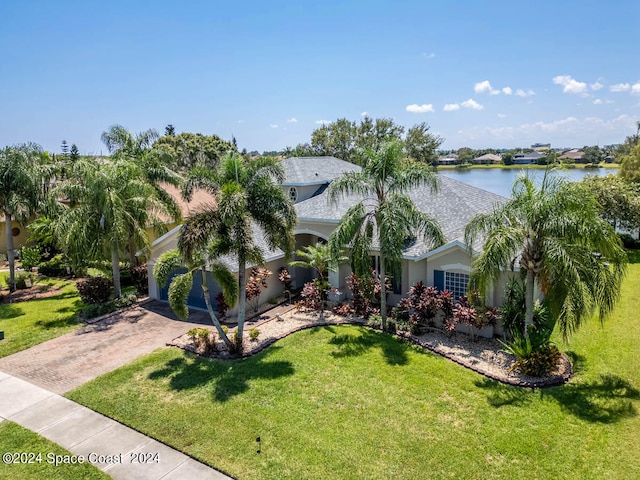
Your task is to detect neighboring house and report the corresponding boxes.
[471,153,501,165]
[436,154,458,165]
[558,150,584,163]
[148,156,513,320]
[513,151,544,164]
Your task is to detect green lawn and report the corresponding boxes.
[0,421,110,479]
[0,279,83,358]
[66,265,640,480]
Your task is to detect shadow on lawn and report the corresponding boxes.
[327,327,414,366]
[0,304,24,320]
[476,374,640,423]
[35,312,79,330]
[148,347,295,402]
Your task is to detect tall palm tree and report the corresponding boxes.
[52,157,173,297]
[328,140,445,331]
[178,153,297,348]
[464,171,627,339]
[0,143,47,291]
[101,125,182,264]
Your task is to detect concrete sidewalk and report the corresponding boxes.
[0,372,232,480]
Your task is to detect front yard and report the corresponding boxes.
[65,264,640,479]
[0,279,83,358]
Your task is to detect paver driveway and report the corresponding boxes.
[0,300,213,394]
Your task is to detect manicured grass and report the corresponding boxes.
[0,279,83,358]
[0,421,110,479]
[66,265,640,480]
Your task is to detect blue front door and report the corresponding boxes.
[159,268,218,311]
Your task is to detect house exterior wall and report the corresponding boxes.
[0,220,30,255]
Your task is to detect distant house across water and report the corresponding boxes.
[513,151,544,164]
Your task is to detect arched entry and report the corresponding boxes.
[291,229,330,288]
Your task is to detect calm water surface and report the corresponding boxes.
[439,167,618,197]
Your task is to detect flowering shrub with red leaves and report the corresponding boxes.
[299,281,321,310]
[246,267,272,311]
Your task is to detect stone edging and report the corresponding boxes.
[167,316,573,389]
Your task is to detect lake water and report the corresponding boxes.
[439,167,618,198]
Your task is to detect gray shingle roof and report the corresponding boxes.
[295,175,507,259]
[282,156,361,186]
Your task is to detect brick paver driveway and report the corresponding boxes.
[0,300,213,394]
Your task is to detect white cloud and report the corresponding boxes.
[610,83,630,92]
[552,75,587,94]
[515,88,535,97]
[361,111,368,117]
[315,120,331,125]
[497,113,507,118]
[423,52,435,59]
[502,87,513,95]
[591,82,604,91]
[270,124,279,128]
[443,103,460,111]
[287,117,297,123]
[461,98,484,110]
[593,99,603,105]
[632,83,640,96]
[406,104,434,113]
[474,80,500,95]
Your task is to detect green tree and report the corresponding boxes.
[52,158,172,297]
[356,116,405,154]
[456,147,474,164]
[177,153,296,349]
[164,124,175,136]
[502,152,514,165]
[152,132,235,171]
[328,141,445,331]
[582,145,605,164]
[581,174,640,232]
[404,122,443,165]
[69,144,79,163]
[101,125,182,263]
[60,140,69,156]
[311,118,357,162]
[289,243,346,312]
[0,144,48,291]
[465,171,627,339]
[620,143,640,184]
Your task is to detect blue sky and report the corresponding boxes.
[1,0,639,154]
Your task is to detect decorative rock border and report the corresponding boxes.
[167,312,573,389]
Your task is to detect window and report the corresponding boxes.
[288,187,298,202]
[445,271,469,300]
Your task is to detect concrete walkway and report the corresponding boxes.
[0,372,231,479]
[0,300,212,394]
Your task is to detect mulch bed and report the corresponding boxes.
[0,284,64,304]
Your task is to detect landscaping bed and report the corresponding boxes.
[167,308,573,387]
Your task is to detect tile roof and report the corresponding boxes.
[281,156,361,186]
[295,175,507,259]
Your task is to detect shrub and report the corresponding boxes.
[246,267,272,311]
[503,337,562,377]
[131,264,149,295]
[249,328,260,342]
[76,277,113,304]
[38,254,69,277]
[332,303,354,316]
[215,291,229,318]
[345,271,390,319]
[188,327,218,355]
[227,331,243,355]
[119,268,133,287]
[278,267,292,291]
[366,314,382,330]
[8,272,35,290]
[299,281,321,311]
[20,246,41,272]
[114,293,137,309]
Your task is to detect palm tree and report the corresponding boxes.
[101,125,182,264]
[328,140,446,331]
[52,157,173,297]
[0,143,49,292]
[464,171,627,339]
[178,153,296,348]
[289,243,346,312]
[154,249,237,346]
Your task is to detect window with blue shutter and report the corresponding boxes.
[434,269,444,291]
